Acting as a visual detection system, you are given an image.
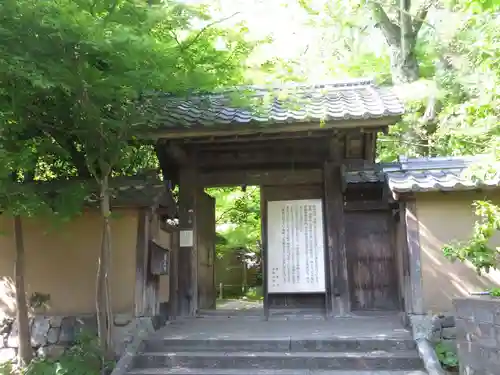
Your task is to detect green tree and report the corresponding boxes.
[1,0,254,365]
[208,187,261,261]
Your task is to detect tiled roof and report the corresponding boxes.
[155,79,404,128]
[345,155,500,193]
[24,173,169,208]
[386,155,499,193]
[344,163,396,184]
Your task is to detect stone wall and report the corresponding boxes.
[0,314,166,363]
[431,314,457,350]
[454,297,500,375]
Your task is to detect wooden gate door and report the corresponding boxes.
[345,211,399,311]
[197,190,216,310]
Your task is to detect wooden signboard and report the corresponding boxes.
[150,241,170,275]
[267,199,326,293]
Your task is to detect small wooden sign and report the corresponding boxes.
[180,230,194,247]
[150,241,170,275]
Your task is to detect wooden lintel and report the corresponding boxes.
[344,200,390,212]
[198,168,323,187]
[184,137,332,152]
[145,118,397,141]
[196,153,326,169]
[181,130,344,144]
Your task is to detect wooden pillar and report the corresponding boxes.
[323,161,350,317]
[134,209,149,316]
[170,228,180,319]
[260,187,269,320]
[404,199,424,315]
[178,167,198,316]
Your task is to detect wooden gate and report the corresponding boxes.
[345,211,399,311]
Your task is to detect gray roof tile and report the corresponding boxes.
[155,79,404,128]
[386,156,499,193]
[346,155,500,193]
[27,173,168,208]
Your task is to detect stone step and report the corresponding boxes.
[196,308,326,320]
[143,338,417,353]
[132,351,424,371]
[128,369,428,375]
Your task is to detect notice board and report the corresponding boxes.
[267,199,326,293]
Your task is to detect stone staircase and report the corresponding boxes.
[125,331,427,375]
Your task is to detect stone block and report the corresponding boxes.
[440,315,456,328]
[410,314,433,340]
[455,317,472,341]
[470,323,497,348]
[31,316,50,347]
[76,315,98,336]
[49,316,63,328]
[151,315,167,330]
[473,304,495,325]
[442,326,457,340]
[37,345,65,359]
[432,314,456,330]
[112,324,135,356]
[47,327,60,345]
[457,341,483,370]
[59,316,76,343]
[114,314,133,327]
[454,298,477,320]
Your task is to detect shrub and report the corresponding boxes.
[0,331,115,375]
[435,341,459,371]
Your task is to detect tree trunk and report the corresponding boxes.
[14,216,33,367]
[388,43,420,84]
[369,0,431,84]
[96,174,114,374]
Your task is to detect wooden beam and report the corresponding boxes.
[144,118,398,140]
[323,161,350,316]
[343,200,390,212]
[196,151,327,168]
[404,200,424,315]
[199,168,323,187]
[187,137,332,152]
[182,130,344,144]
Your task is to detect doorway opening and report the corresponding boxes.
[202,186,263,316]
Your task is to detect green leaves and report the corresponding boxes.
[443,200,500,274]
[208,187,261,259]
[435,341,459,370]
[0,0,252,216]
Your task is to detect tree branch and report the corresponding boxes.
[413,0,433,36]
[400,0,413,59]
[181,12,240,51]
[49,132,92,178]
[368,2,401,46]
